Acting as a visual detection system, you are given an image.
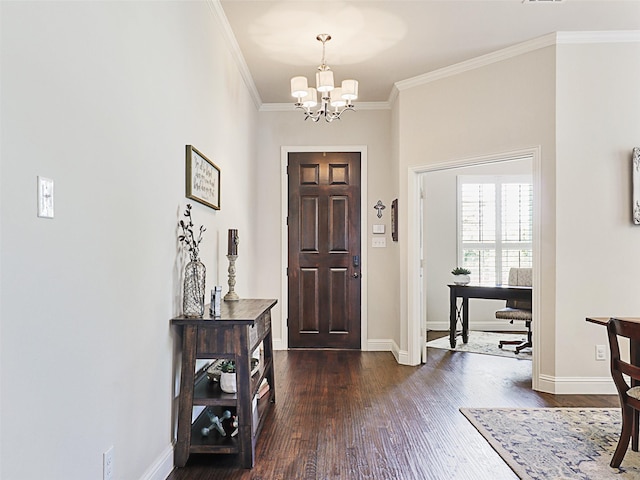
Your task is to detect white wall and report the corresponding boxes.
[424,158,532,331]
[398,33,640,391]
[397,46,556,367]
[0,2,259,479]
[255,109,401,352]
[555,40,640,387]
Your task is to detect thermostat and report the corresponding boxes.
[372,224,385,234]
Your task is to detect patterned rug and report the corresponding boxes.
[426,331,531,359]
[460,408,640,479]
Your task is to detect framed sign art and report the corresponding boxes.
[186,145,220,210]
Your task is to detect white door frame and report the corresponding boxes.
[407,147,541,391]
[280,145,369,351]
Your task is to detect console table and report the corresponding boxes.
[449,284,532,348]
[171,298,277,468]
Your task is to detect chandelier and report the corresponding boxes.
[290,34,359,123]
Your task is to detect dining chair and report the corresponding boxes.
[607,317,640,467]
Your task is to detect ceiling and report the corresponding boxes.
[218,0,640,106]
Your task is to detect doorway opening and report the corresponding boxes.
[408,147,541,390]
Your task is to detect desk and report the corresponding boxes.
[586,316,640,451]
[449,284,532,348]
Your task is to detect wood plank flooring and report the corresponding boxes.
[166,339,618,480]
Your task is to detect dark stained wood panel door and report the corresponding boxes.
[288,152,361,349]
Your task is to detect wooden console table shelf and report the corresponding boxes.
[171,298,277,468]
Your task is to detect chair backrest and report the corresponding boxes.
[607,318,640,400]
[506,267,532,309]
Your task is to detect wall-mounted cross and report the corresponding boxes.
[374,200,386,218]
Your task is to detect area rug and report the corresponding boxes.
[426,331,531,359]
[460,407,640,479]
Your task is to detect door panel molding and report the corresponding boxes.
[280,146,368,350]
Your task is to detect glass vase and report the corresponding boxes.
[183,260,206,317]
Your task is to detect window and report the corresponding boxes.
[458,175,532,285]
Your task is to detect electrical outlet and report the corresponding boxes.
[103,446,114,480]
[595,345,607,361]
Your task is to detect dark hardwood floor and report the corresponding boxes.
[166,335,618,480]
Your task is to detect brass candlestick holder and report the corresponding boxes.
[224,254,239,301]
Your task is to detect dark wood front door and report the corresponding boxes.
[287,152,361,349]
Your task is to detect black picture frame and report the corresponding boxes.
[391,198,398,241]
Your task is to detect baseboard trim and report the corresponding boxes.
[536,374,617,395]
[367,339,394,351]
[139,444,174,480]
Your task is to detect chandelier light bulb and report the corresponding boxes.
[316,70,334,93]
[341,79,358,101]
[302,88,318,108]
[291,76,309,98]
[330,88,346,108]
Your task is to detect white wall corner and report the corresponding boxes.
[206,0,262,109]
[139,444,174,480]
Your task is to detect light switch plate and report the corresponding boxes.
[372,237,386,248]
[37,176,54,218]
[372,224,385,234]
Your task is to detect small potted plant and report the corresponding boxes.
[219,360,236,394]
[451,267,471,285]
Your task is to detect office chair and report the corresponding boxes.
[495,267,532,353]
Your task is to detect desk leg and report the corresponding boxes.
[632,339,640,452]
[449,290,457,348]
[462,297,469,344]
[175,325,197,467]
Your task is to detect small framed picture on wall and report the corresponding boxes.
[391,198,398,241]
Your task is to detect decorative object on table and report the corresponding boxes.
[374,200,386,218]
[451,267,471,285]
[460,407,640,479]
[206,359,225,383]
[219,360,237,394]
[209,286,222,317]
[185,145,220,210]
[178,204,206,317]
[391,198,398,241]
[224,229,240,301]
[290,33,358,123]
[633,147,640,224]
[201,409,231,437]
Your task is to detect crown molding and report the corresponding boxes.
[206,0,262,110]
[395,33,557,92]
[259,102,391,113]
[395,30,640,93]
[556,30,640,44]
